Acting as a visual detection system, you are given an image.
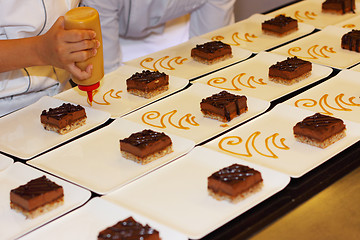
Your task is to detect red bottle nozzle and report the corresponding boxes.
[78,82,100,105]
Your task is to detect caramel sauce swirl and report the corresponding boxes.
[343,24,356,28]
[288,45,336,59]
[218,131,289,159]
[207,73,266,91]
[87,89,122,105]
[294,93,360,115]
[140,56,188,72]
[142,110,199,130]
[211,32,257,46]
[293,10,317,22]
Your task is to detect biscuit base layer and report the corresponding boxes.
[208,182,263,203]
[269,72,311,85]
[202,108,248,123]
[128,85,169,99]
[192,54,233,65]
[42,117,86,135]
[121,145,173,165]
[294,129,346,149]
[262,27,298,37]
[10,196,64,219]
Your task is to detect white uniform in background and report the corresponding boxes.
[81,0,236,73]
[0,0,80,117]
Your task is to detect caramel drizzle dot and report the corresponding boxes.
[207,73,266,91]
[293,10,317,22]
[211,32,258,46]
[295,93,360,115]
[218,131,289,159]
[87,89,123,105]
[141,110,199,130]
[343,24,356,28]
[140,56,188,71]
[287,45,336,60]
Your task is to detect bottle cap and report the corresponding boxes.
[78,82,100,105]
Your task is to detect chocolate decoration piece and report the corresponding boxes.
[200,91,248,122]
[98,217,160,240]
[208,164,263,202]
[262,14,298,36]
[191,41,232,64]
[126,70,169,98]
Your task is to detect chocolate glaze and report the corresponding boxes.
[270,56,311,72]
[98,217,160,240]
[209,164,259,184]
[293,113,346,141]
[201,91,247,121]
[127,70,167,84]
[262,14,297,27]
[121,130,169,148]
[11,176,63,200]
[194,41,230,53]
[41,103,84,120]
[342,29,360,52]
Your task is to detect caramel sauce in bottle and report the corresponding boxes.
[64,7,104,104]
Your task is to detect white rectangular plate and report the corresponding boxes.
[0,154,13,172]
[283,69,360,123]
[193,51,332,101]
[124,37,252,79]
[272,25,360,69]
[0,162,91,240]
[28,118,195,194]
[204,104,360,177]
[20,197,187,240]
[199,13,315,53]
[55,65,189,118]
[103,146,290,239]
[0,96,110,160]
[268,0,360,29]
[123,82,270,144]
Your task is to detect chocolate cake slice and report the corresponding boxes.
[262,14,298,36]
[10,176,64,219]
[322,0,355,14]
[191,41,232,64]
[268,56,312,85]
[341,29,360,52]
[200,91,247,122]
[98,217,160,240]
[120,129,173,164]
[41,103,86,135]
[126,70,169,98]
[293,113,346,148]
[208,164,263,203]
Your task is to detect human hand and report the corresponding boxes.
[38,16,100,80]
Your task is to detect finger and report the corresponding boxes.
[67,39,100,53]
[63,29,96,42]
[68,48,97,63]
[67,63,93,81]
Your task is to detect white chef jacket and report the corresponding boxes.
[0,0,80,117]
[81,0,235,73]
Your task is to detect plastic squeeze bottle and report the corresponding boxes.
[64,7,104,105]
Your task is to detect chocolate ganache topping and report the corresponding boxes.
[128,70,166,83]
[11,176,63,200]
[209,164,258,183]
[270,57,308,72]
[98,217,159,240]
[121,129,168,148]
[297,113,344,129]
[342,29,360,52]
[263,14,296,27]
[324,0,355,13]
[195,41,229,53]
[41,103,84,120]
